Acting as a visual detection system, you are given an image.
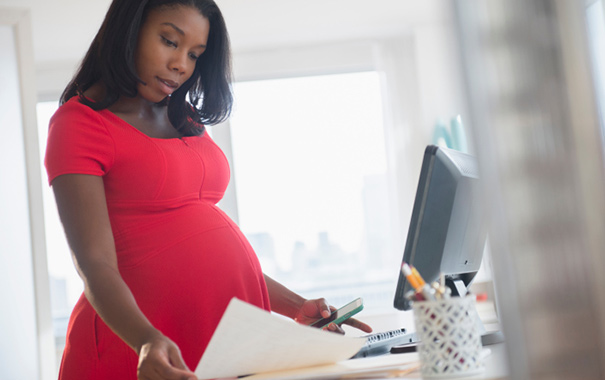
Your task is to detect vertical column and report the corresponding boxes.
[455,0,605,379]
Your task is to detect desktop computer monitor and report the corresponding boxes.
[394,145,487,311]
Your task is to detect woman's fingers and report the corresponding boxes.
[325,322,345,334]
[342,317,373,333]
[167,344,191,371]
[139,357,197,380]
[137,336,197,380]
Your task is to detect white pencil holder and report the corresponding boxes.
[412,295,484,378]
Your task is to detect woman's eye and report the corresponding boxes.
[189,53,199,61]
[161,36,177,47]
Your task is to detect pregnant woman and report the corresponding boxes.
[45,1,371,379]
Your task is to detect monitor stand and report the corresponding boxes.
[446,277,470,297]
[447,277,505,346]
[391,279,505,354]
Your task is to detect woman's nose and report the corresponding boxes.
[169,53,188,73]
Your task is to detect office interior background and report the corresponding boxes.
[1,0,605,379]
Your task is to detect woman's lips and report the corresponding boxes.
[157,77,179,94]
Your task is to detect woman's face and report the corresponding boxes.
[134,5,210,103]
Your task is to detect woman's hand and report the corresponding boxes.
[262,275,373,334]
[294,298,373,334]
[137,333,197,380]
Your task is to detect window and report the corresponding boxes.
[229,72,400,313]
[586,0,605,157]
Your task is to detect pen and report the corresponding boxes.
[411,266,425,288]
[431,282,442,299]
[401,263,436,301]
[428,273,450,299]
[404,289,418,302]
[401,262,421,289]
[439,273,451,299]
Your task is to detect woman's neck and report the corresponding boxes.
[84,83,181,139]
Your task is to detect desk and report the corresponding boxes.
[245,342,509,380]
[402,343,509,380]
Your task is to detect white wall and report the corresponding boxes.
[0,8,55,380]
[0,23,40,380]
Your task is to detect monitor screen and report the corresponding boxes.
[394,145,487,311]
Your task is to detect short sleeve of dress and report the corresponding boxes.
[45,99,115,185]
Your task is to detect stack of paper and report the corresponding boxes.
[194,298,368,379]
[244,352,421,380]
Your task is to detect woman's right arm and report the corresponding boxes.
[52,174,196,380]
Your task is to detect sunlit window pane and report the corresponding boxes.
[230,72,398,311]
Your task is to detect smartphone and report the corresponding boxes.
[310,297,364,329]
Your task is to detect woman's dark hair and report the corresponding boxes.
[61,0,232,135]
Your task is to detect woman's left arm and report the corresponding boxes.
[263,274,373,333]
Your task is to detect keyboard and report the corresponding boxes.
[350,328,418,359]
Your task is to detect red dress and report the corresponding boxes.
[45,98,271,379]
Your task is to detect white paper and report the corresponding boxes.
[244,351,421,380]
[194,298,367,380]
